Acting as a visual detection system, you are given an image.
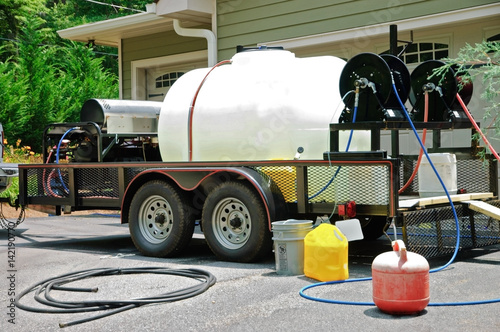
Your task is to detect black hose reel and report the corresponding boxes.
[409,60,473,123]
[338,53,473,124]
[338,52,410,122]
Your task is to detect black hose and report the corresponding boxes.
[15,267,217,328]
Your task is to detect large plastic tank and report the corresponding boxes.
[158,49,365,161]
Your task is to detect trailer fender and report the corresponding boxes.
[121,167,287,230]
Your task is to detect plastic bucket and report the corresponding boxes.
[418,153,457,198]
[272,219,313,275]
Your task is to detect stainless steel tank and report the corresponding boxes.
[81,99,162,135]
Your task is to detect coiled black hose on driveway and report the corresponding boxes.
[15,267,217,328]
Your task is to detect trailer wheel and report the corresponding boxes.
[128,180,195,257]
[201,181,272,262]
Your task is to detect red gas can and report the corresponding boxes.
[372,240,429,314]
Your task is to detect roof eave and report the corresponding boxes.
[57,12,173,47]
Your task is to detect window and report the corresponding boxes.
[487,33,500,42]
[155,72,184,88]
[382,43,449,64]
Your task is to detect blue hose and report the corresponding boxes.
[56,127,78,193]
[393,87,459,273]
[309,93,358,200]
[299,82,500,307]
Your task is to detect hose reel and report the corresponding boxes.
[338,54,473,124]
[409,60,473,123]
[339,52,410,122]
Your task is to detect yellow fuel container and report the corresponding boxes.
[304,223,348,282]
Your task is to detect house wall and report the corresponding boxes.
[120,1,499,99]
[216,0,499,60]
[117,1,498,188]
[215,0,499,188]
[121,29,207,99]
[295,17,499,186]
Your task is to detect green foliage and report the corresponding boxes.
[0,176,18,204]
[0,0,47,59]
[54,40,119,122]
[65,0,150,22]
[0,0,46,36]
[433,41,500,137]
[0,12,118,152]
[0,140,42,203]
[13,16,56,148]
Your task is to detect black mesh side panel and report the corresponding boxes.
[26,167,70,198]
[403,200,500,259]
[399,158,496,196]
[255,165,391,205]
[76,168,119,198]
[308,165,390,204]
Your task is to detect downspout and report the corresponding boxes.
[173,19,217,67]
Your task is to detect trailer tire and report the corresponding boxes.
[201,181,272,263]
[128,180,195,257]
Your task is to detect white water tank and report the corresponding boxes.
[158,49,367,162]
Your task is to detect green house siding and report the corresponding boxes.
[122,30,207,99]
[216,0,499,59]
[118,0,498,98]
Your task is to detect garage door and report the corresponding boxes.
[146,61,206,101]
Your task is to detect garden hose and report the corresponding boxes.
[15,266,216,328]
[300,81,500,308]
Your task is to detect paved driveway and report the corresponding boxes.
[1,214,499,332]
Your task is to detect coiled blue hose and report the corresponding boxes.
[56,127,78,193]
[300,82,500,307]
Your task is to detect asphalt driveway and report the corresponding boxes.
[1,213,499,332]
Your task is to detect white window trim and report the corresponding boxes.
[483,25,500,40]
[131,50,207,100]
[374,34,451,54]
[374,34,452,71]
[118,40,123,99]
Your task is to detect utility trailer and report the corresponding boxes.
[18,156,398,262]
[16,48,500,263]
[18,119,499,262]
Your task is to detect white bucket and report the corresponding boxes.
[272,219,313,275]
[418,153,457,198]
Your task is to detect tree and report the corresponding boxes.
[432,41,500,160]
[54,40,119,122]
[435,41,499,136]
[45,0,151,74]
[1,1,151,74]
[0,13,118,152]
[0,0,46,61]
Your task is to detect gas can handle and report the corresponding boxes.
[392,240,407,261]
